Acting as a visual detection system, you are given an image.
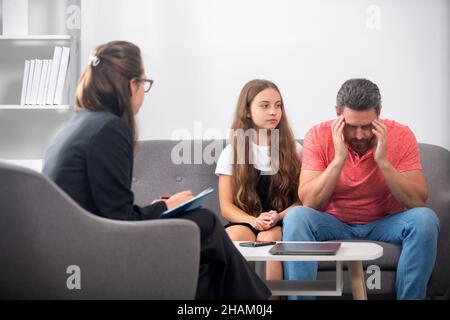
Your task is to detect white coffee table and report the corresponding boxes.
[234,241,383,300]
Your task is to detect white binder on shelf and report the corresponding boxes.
[46,47,63,105]
[53,47,70,105]
[29,59,43,106]
[25,60,35,105]
[20,60,30,106]
[36,60,50,105]
[42,60,53,106]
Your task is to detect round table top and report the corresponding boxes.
[234,241,383,262]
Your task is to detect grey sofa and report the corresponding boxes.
[0,161,200,299]
[132,140,450,299]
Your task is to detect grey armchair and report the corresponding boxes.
[0,162,200,299]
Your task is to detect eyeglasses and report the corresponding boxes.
[136,78,154,93]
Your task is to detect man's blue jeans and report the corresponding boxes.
[282,206,440,300]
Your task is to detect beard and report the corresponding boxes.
[347,136,375,155]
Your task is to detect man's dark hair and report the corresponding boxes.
[336,79,381,114]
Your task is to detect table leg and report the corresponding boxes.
[347,261,367,300]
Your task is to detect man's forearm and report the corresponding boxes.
[299,159,344,209]
[378,162,428,208]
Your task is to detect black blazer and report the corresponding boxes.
[43,109,167,220]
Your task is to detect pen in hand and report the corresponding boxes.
[151,195,171,204]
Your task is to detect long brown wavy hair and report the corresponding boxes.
[230,79,300,216]
[76,41,142,148]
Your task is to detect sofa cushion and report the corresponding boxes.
[418,143,450,297]
[132,140,227,223]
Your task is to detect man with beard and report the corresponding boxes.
[283,79,439,300]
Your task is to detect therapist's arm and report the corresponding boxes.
[87,118,169,220]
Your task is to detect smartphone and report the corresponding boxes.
[239,241,276,247]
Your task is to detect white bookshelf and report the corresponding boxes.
[0,35,71,40]
[0,0,81,159]
[0,105,70,110]
[0,1,81,108]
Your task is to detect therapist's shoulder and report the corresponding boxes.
[84,110,133,147]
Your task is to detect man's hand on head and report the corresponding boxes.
[331,115,348,165]
[372,119,390,168]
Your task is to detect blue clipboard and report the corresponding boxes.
[161,187,215,218]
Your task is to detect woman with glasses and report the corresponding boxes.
[43,41,270,300]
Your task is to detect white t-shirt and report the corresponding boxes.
[215,142,302,176]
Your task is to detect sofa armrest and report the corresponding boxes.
[427,189,450,297]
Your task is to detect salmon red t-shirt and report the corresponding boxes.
[301,119,422,224]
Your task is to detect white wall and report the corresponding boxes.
[79,0,448,150]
